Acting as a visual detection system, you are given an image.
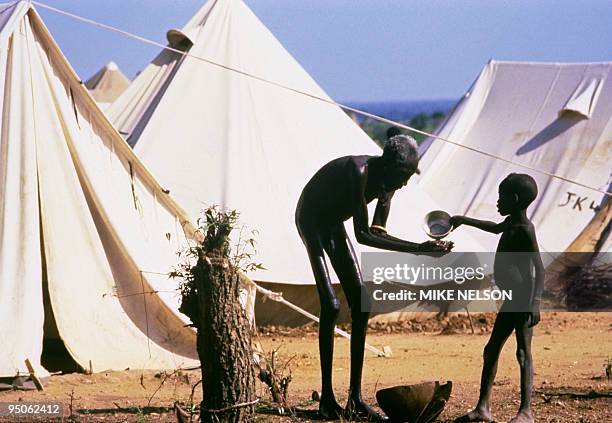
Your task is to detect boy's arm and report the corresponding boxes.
[450,215,507,234]
[527,228,544,327]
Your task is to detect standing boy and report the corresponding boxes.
[451,173,544,423]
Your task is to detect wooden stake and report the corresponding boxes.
[465,307,475,334]
[24,358,44,391]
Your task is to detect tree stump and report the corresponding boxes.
[194,253,256,423]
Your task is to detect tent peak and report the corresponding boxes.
[105,60,119,71]
[9,0,32,10]
[166,28,194,49]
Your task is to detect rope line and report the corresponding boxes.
[201,398,259,414]
[32,0,612,198]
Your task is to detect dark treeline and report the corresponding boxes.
[349,110,447,147]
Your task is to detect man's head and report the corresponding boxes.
[381,135,420,191]
[497,173,538,215]
[386,126,402,139]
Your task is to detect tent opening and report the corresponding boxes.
[40,220,82,374]
[41,283,82,373]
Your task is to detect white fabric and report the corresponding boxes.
[419,60,612,253]
[0,1,45,378]
[108,0,486,286]
[0,2,200,377]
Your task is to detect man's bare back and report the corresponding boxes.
[297,155,377,226]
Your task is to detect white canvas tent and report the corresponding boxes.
[84,61,130,109]
[0,1,200,377]
[419,60,612,254]
[107,0,486,315]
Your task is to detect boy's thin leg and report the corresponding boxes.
[509,316,534,423]
[455,312,514,422]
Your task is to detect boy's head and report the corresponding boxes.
[497,173,538,215]
[381,135,420,191]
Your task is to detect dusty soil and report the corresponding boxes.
[0,312,610,422]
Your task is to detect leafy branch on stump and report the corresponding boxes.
[254,344,293,412]
[171,207,261,422]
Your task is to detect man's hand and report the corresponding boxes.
[449,215,465,230]
[528,300,541,327]
[418,240,453,256]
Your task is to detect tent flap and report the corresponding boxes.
[561,76,604,118]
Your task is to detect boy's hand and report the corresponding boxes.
[528,300,541,327]
[449,215,464,230]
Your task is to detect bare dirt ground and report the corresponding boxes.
[1,312,610,422]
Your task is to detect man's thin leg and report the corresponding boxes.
[303,230,343,420]
[319,300,340,407]
[455,312,514,422]
[328,226,383,421]
[346,308,371,409]
[509,317,534,423]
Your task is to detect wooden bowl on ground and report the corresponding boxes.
[376,381,452,423]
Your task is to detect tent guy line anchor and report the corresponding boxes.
[32,0,612,199]
[24,359,44,391]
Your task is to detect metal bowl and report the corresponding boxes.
[423,210,452,239]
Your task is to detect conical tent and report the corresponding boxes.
[419,60,612,254]
[0,1,199,377]
[84,61,130,109]
[107,0,485,298]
